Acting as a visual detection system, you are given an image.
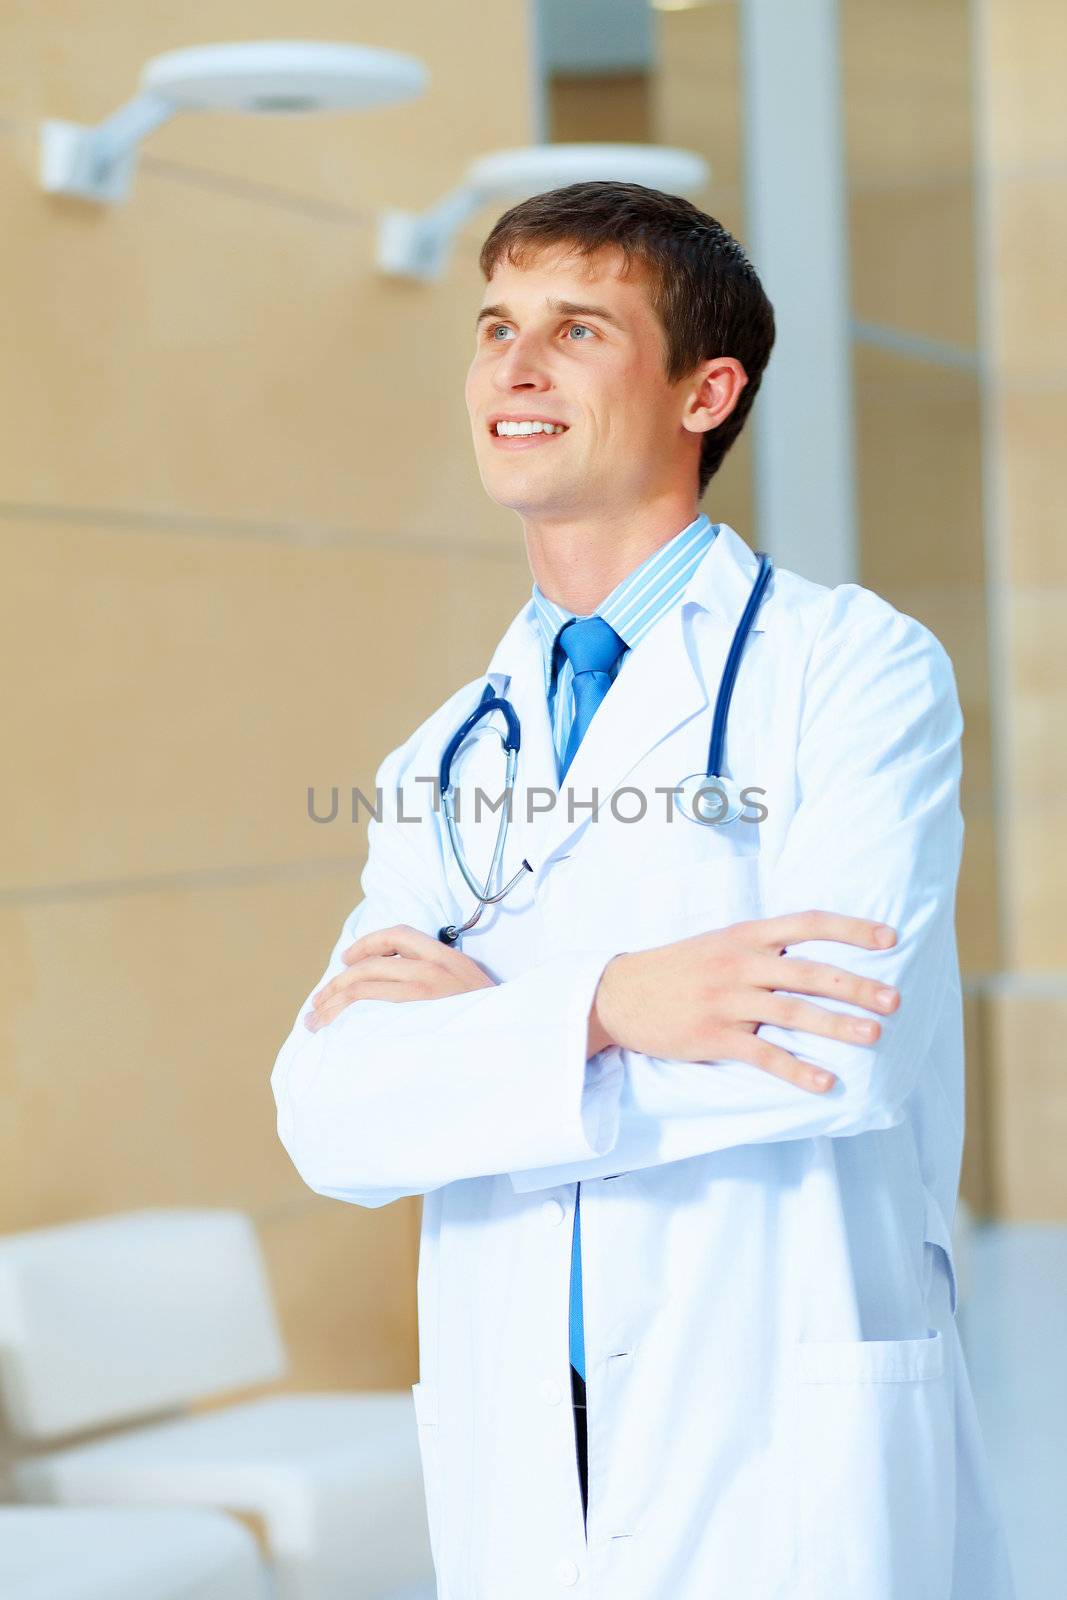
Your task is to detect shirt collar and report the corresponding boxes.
[529,513,718,691]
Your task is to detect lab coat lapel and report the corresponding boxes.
[483,614,560,877]
[470,523,771,879]
[526,524,772,869]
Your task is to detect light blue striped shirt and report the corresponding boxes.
[531,513,719,778]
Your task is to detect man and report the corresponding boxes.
[272,184,1015,1598]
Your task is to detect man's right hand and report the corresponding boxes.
[587,912,901,1094]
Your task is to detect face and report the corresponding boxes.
[465,243,709,521]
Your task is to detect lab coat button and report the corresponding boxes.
[542,1198,565,1225]
[555,1560,580,1586]
[538,1378,563,1405]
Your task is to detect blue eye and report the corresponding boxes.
[484,321,594,342]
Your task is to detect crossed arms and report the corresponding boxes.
[271,594,963,1206]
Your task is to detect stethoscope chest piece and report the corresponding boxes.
[674,771,746,826]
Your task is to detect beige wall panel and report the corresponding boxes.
[849,182,977,349]
[956,809,1000,977]
[957,699,995,807]
[841,0,973,189]
[0,515,530,892]
[703,424,754,542]
[651,5,754,539]
[0,131,523,542]
[988,991,1067,1218]
[998,387,1067,584]
[1009,589,1067,803]
[1009,808,1067,972]
[989,174,1067,378]
[960,989,993,1216]
[973,4,1067,1214]
[982,0,1067,168]
[0,867,419,1232]
[654,3,742,201]
[1006,589,1067,966]
[1,1,532,211]
[549,73,651,143]
[653,0,744,264]
[853,346,985,589]
[256,1198,419,1391]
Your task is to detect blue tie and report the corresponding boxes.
[555,615,629,1382]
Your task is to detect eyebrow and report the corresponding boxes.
[475,297,627,333]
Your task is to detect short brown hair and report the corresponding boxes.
[478,181,775,496]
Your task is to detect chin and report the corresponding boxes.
[480,461,563,512]
[483,485,541,516]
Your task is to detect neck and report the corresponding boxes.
[522,491,701,615]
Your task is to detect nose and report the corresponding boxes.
[492,329,553,394]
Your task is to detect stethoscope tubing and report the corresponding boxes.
[707,551,773,777]
[437,552,772,944]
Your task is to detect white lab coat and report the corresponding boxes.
[271,524,1016,1599]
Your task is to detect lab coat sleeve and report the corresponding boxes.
[270,738,623,1208]
[508,589,966,1194]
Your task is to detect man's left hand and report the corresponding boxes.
[305,924,496,1031]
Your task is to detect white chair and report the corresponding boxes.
[0,1506,268,1600]
[0,1208,434,1600]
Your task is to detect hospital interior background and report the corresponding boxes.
[1,1,1063,1596]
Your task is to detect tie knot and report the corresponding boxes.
[556,615,628,678]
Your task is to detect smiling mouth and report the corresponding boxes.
[488,421,570,446]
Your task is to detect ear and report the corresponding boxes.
[681,356,749,436]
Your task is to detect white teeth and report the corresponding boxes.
[494,420,566,436]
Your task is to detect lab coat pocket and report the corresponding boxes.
[680,850,763,922]
[626,854,762,950]
[652,864,758,947]
[791,1329,956,1600]
[574,839,763,951]
[411,1380,443,1569]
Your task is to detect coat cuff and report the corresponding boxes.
[508,946,625,1189]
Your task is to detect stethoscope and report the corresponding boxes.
[437,552,774,945]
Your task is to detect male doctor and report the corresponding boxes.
[271,183,1015,1598]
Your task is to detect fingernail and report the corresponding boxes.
[811,1070,834,1090]
[875,926,895,946]
[876,987,897,1009]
